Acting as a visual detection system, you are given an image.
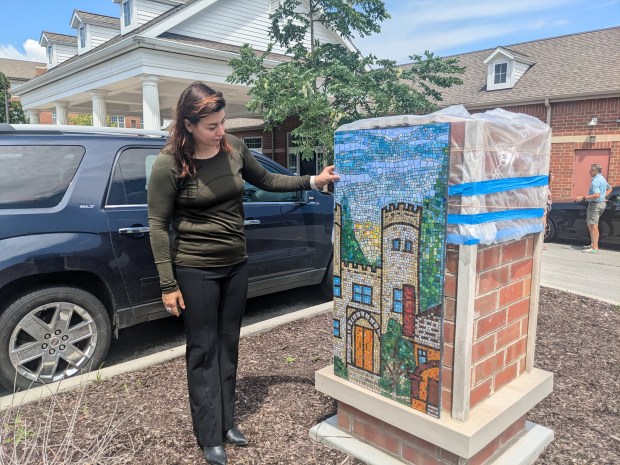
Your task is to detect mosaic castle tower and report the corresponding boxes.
[333,202,441,416]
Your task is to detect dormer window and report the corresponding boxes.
[123,0,132,27]
[79,25,86,49]
[484,47,535,91]
[494,62,508,85]
[47,45,53,64]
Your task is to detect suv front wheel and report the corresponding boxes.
[0,287,112,391]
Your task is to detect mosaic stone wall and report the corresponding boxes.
[332,124,450,418]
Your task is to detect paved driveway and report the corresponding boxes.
[541,242,620,305]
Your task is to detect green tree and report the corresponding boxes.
[227,0,464,164]
[69,113,93,126]
[379,318,415,401]
[0,72,27,124]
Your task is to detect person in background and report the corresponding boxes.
[574,163,612,254]
[542,172,553,249]
[147,82,339,465]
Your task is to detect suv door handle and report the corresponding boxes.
[243,219,261,226]
[118,227,150,235]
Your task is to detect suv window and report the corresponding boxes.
[107,148,159,206]
[0,146,85,209]
[243,162,300,203]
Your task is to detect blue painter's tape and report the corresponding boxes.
[446,222,545,245]
[446,234,480,245]
[447,208,545,225]
[494,223,544,242]
[448,175,548,197]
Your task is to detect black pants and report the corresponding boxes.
[176,261,248,447]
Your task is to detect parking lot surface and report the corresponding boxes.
[541,242,620,305]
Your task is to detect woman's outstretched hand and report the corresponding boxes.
[162,289,185,317]
[314,165,340,188]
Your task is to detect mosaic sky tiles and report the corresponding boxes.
[332,124,450,418]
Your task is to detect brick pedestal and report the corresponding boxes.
[312,235,554,465]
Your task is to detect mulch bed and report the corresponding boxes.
[528,288,619,465]
[1,287,618,464]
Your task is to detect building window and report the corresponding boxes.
[417,348,428,365]
[287,132,298,174]
[47,45,53,64]
[79,25,86,49]
[139,117,144,129]
[243,137,263,153]
[269,0,282,13]
[392,238,401,251]
[333,319,340,338]
[494,62,507,84]
[353,284,372,305]
[404,240,413,252]
[52,111,57,124]
[334,276,341,297]
[123,0,132,27]
[393,289,403,313]
[109,115,126,128]
[287,132,321,176]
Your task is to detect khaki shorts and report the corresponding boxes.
[586,201,606,224]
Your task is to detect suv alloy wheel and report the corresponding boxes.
[0,287,112,391]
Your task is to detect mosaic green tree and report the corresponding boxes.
[334,355,348,380]
[419,174,448,311]
[379,318,415,401]
[340,196,376,266]
[227,0,464,164]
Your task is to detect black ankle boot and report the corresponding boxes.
[225,427,248,446]
[203,444,227,465]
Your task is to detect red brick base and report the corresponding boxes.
[337,402,526,465]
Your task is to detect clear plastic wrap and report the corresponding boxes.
[336,105,551,245]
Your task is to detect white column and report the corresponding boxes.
[90,91,108,127]
[28,110,40,124]
[451,244,477,422]
[55,102,69,125]
[141,75,161,130]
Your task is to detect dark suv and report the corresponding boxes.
[0,124,333,390]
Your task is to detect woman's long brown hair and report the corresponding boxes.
[164,81,233,178]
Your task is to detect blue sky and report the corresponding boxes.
[0,0,618,63]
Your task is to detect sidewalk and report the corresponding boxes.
[540,242,620,305]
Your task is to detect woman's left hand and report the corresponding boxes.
[314,165,340,188]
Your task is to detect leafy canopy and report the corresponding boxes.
[0,73,27,124]
[227,0,464,163]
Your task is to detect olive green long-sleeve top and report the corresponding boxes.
[147,134,311,293]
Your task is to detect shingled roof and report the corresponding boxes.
[73,11,120,29]
[48,0,199,72]
[416,26,620,108]
[41,32,77,46]
[0,58,45,80]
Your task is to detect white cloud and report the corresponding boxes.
[387,0,580,28]
[357,20,547,62]
[0,39,46,62]
[354,0,584,62]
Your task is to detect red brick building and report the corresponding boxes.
[427,26,620,200]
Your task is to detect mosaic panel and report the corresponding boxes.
[332,124,450,418]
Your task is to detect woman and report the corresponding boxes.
[147,82,338,465]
